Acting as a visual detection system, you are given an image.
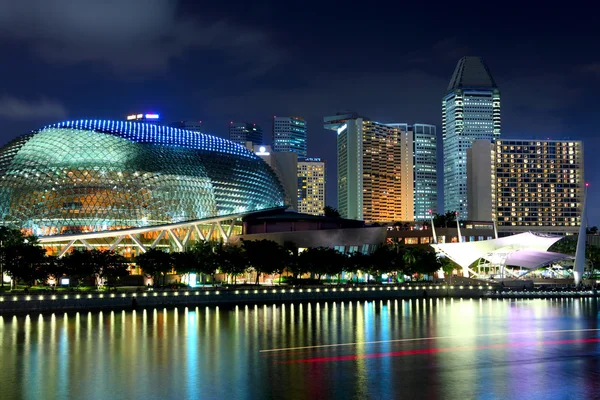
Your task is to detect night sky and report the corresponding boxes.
[0,1,598,223]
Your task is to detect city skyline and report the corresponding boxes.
[0,2,598,223]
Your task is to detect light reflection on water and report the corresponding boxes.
[0,298,599,400]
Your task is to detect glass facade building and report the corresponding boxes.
[0,120,285,237]
[229,122,263,147]
[169,120,203,132]
[442,56,500,218]
[387,123,438,221]
[273,116,307,157]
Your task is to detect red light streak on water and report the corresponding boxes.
[282,338,600,364]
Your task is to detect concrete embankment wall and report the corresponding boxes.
[0,285,493,314]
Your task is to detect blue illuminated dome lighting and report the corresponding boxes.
[0,120,285,236]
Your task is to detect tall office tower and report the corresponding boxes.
[387,123,438,220]
[229,122,263,147]
[324,113,413,223]
[272,116,307,157]
[442,56,501,218]
[126,113,161,124]
[253,145,299,210]
[169,120,203,132]
[468,139,584,234]
[297,158,326,216]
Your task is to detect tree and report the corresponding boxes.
[190,241,220,284]
[61,250,101,287]
[98,251,129,286]
[548,237,600,273]
[171,251,197,285]
[344,251,369,283]
[439,255,459,280]
[298,247,344,281]
[323,206,341,218]
[0,227,46,289]
[242,239,286,284]
[281,241,299,280]
[40,255,67,285]
[217,245,247,284]
[587,226,598,235]
[136,248,172,287]
[432,211,458,228]
[370,243,406,282]
[412,248,442,278]
[2,238,47,287]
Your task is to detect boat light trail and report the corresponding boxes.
[260,328,600,353]
[282,338,600,364]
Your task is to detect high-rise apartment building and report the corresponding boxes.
[467,139,584,234]
[297,158,326,216]
[387,123,437,220]
[273,116,307,157]
[229,122,263,147]
[324,113,413,223]
[169,120,203,132]
[442,56,500,218]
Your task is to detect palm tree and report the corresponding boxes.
[323,206,341,218]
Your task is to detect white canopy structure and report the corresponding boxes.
[431,232,571,277]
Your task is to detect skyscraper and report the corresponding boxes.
[297,158,326,216]
[387,123,438,220]
[442,56,500,218]
[252,144,298,210]
[273,116,307,157]
[324,113,413,223]
[467,139,584,235]
[466,140,494,221]
[169,120,203,132]
[229,122,263,147]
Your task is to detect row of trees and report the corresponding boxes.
[549,237,600,270]
[0,227,132,288]
[1,226,449,288]
[136,239,446,286]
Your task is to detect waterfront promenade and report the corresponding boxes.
[0,284,596,314]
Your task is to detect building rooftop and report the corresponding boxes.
[447,56,498,92]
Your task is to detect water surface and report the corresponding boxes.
[1,298,599,399]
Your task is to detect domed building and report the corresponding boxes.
[0,120,285,256]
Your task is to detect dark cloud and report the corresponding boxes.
[0,96,67,120]
[500,73,583,136]
[431,37,470,61]
[0,0,284,75]
[407,37,469,65]
[577,63,600,78]
[204,70,448,124]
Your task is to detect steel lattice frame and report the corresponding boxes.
[0,120,285,237]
